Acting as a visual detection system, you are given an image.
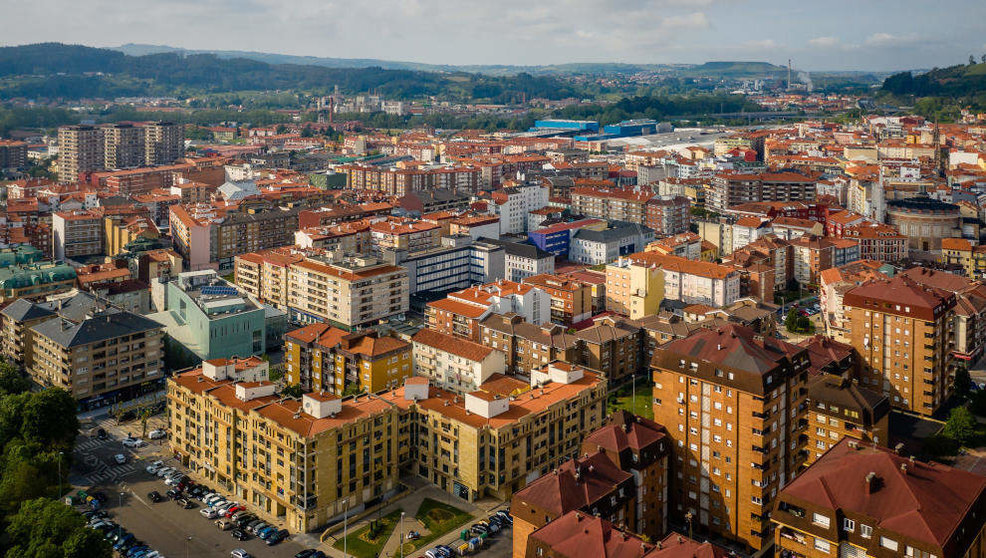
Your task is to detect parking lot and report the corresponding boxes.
[72,412,310,557]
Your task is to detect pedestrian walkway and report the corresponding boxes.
[320,483,507,558]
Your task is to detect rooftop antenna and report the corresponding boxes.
[787,59,792,91]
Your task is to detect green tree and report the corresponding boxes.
[0,361,30,395]
[5,497,112,558]
[944,406,978,445]
[20,389,78,449]
[954,367,973,399]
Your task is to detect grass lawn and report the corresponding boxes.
[332,509,403,558]
[408,498,474,550]
[608,382,653,420]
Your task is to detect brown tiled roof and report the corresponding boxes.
[843,275,954,321]
[528,511,657,558]
[514,451,631,516]
[778,438,986,550]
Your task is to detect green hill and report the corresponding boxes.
[882,63,986,96]
[0,43,581,102]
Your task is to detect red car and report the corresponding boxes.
[225,506,244,518]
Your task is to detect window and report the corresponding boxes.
[880,537,898,551]
[814,539,831,553]
[811,513,830,529]
[843,518,855,532]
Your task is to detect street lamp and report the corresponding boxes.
[117,493,124,539]
[185,536,192,558]
[342,498,350,558]
[399,511,406,558]
[685,511,694,539]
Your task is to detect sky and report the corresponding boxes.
[1,0,984,71]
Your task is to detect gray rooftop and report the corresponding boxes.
[31,308,162,348]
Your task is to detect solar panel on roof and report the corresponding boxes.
[201,286,238,296]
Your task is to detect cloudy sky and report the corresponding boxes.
[2,0,984,71]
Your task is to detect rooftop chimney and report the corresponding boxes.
[865,471,878,493]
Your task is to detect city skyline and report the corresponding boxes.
[1,0,984,71]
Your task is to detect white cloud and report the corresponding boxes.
[744,39,777,50]
[660,12,711,30]
[808,36,839,48]
[865,32,920,46]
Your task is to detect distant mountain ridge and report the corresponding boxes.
[112,43,790,78]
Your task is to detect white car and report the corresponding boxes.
[231,550,251,558]
[146,460,164,474]
[148,429,166,440]
[122,438,145,449]
[114,454,127,465]
[200,507,218,519]
[156,467,175,478]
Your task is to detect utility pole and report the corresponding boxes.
[400,511,406,558]
[343,498,349,558]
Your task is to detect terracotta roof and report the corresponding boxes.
[528,511,657,558]
[515,451,632,516]
[411,328,494,362]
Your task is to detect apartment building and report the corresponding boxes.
[102,123,146,169]
[369,218,441,254]
[651,324,811,551]
[580,410,670,540]
[803,376,889,466]
[167,358,404,533]
[511,451,637,558]
[426,280,551,341]
[384,237,504,295]
[772,439,986,558]
[0,259,77,302]
[143,121,184,165]
[522,273,592,325]
[710,171,817,211]
[340,163,480,196]
[52,209,103,261]
[942,238,986,279]
[286,255,409,330]
[843,275,956,416]
[58,125,103,183]
[484,240,555,283]
[169,202,302,272]
[30,303,165,410]
[899,266,986,364]
[478,314,581,374]
[233,248,304,310]
[58,122,184,184]
[389,361,608,501]
[628,251,741,308]
[490,183,550,235]
[574,316,643,384]
[0,140,28,170]
[842,223,907,263]
[605,258,665,320]
[645,195,691,236]
[571,186,653,224]
[283,323,411,394]
[0,298,57,367]
[569,223,655,266]
[410,328,507,393]
[818,260,893,332]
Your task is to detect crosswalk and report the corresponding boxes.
[81,460,139,486]
[76,438,106,452]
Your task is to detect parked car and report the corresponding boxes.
[147,491,163,503]
[176,498,194,509]
[257,526,277,539]
[114,454,128,465]
[232,529,250,541]
[155,467,174,478]
[216,519,233,531]
[148,429,166,440]
[231,550,251,558]
[122,438,145,448]
[200,507,218,519]
[245,520,264,533]
[265,529,288,546]
[224,505,244,518]
[294,550,317,558]
[406,530,421,540]
[145,460,164,474]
